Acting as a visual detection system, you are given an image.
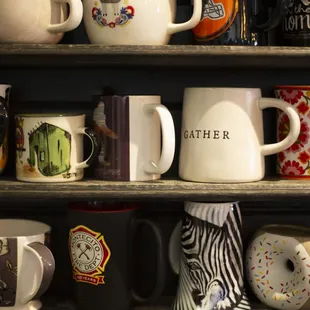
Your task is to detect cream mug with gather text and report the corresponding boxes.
[83,0,202,45]
[0,0,83,43]
[179,88,301,183]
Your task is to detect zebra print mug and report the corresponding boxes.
[169,201,251,310]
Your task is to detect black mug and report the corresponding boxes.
[192,0,291,45]
[280,0,310,46]
[68,202,165,310]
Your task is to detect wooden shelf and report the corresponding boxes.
[41,297,267,310]
[0,177,309,201]
[1,44,310,68]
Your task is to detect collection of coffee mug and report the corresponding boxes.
[0,85,309,182]
[1,201,310,310]
[0,0,309,46]
[2,1,310,310]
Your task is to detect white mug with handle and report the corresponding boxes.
[179,87,301,183]
[0,0,83,43]
[83,0,202,45]
[0,219,55,310]
[92,95,175,181]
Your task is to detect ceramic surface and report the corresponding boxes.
[179,87,301,183]
[83,0,202,44]
[170,201,251,310]
[15,114,99,183]
[246,225,310,310]
[0,0,83,43]
[275,86,310,178]
[0,219,55,310]
[92,96,175,181]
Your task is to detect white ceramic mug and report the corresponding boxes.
[92,95,175,181]
[0,0,83,43]
[0,219,55,310]
[246,225,310,310]
[179,88,301,183]
[82,0,202,45]
[15,114,99,183]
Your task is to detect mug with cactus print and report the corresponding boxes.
[15,113,99,183]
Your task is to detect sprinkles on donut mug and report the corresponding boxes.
[246,225,310,310]
[275,86,310,178]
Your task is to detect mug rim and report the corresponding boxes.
[15,113,85,118]
[275,85,310,90]
[185,201,240,205]
[184,87,261,91]
[100,95,161,99]
[0,219,51,237]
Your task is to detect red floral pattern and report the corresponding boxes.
[278,152,285,163]
[126,6,134,15]
[298,151,310,164]
[281,160,305,175]
[277,89,310,177]
[279,90,303,104]
[297,101,309,114]
[278,115,310,153]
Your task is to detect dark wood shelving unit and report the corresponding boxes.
[1,44,310,68]
[1,39,309,310]
[0,177,309,201]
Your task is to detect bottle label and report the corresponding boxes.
[193,0,239,42]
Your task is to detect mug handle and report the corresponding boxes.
[132,219,166,303]
[21,242,55,304]
[168,221,182,275]
[0,97,9,155]
[143,104,175,175]
[252,0,291,31]
[47,0,83,33]
[260,98,300,156]
[75,128,100,169]
[167,0,202,35]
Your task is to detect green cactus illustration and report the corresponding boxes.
[27,123,71,177]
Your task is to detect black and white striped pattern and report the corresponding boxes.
[172,202,251,310]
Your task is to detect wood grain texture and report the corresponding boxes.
[0,177,309,201]
[0,45,310,68]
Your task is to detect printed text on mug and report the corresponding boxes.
[183,129,230,140]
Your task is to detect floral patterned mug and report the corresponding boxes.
[275,86,310,178]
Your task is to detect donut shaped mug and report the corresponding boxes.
[179,88,301,183]
[246,225,310,310]
[0,85,11,175]
[0,0,83,43]
[82,0,202,45]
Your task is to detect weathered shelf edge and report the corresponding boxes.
[1,177,310,201]
[1,44,310,68]
[42,300,268,310]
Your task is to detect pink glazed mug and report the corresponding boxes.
[275,86,310,178]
